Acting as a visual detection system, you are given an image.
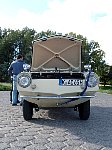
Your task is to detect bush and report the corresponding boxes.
[0,62,10,82]
[0,83,11,91]
[99,85,112,94]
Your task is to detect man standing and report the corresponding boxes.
[8,54,25,106]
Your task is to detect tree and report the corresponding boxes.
[19,27,36,64]
[67,33,106,75]
[99,64,110,86]
[35,29,56,39]
[108,66,112,85]
[0,27,36,81]
[0,28,109,83]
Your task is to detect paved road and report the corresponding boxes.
[0,92,112,150]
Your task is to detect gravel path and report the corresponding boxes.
[0,91,112,150]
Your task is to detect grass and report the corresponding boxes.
[99,85,112,94]
[0,82,11,91]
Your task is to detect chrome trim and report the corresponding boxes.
[20,95,95,99]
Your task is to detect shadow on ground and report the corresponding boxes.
[29,106,112,149]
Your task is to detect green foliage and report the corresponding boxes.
[0,27,110,85]
[99,65,112,86]
[66,33,106,74]
[0,62,9,82]
[0,27,37,82]
[99,85,112,94]
[20,27,36,63]
[0,83,11,91]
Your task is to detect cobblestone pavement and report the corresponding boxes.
[0,91,112,150]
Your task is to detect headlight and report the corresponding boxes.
[87,72,99,87]
[18,74,31,88]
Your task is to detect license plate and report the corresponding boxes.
[59,79,83,86]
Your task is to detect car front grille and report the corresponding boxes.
[31,72,85,79]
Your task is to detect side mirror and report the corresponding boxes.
[23,64,31,71]
[84,65,91,70]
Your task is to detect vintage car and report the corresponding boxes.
[17,35,99,120]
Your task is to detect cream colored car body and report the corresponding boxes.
[18,76,98,107]
[17,35,99,108]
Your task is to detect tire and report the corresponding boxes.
[78,100,90,120]
[23,100,33,120]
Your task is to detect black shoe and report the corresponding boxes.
[12,104,17,106]
[20,102,23,106]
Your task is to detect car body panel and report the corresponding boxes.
[17,36,99,108]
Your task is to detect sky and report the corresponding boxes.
[0,0,112,65]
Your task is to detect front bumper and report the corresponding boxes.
[20,95,95,99]
[20,95,95,106]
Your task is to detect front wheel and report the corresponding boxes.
[78,100,90,120]
[23,100,33,120]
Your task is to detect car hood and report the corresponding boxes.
[31,36,82,72]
